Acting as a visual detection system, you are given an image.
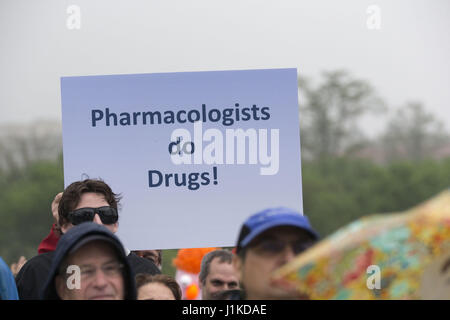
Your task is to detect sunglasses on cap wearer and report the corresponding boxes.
[67,206,118,225]
[251,238,316,256]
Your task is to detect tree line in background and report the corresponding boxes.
[299,70,448,162]
[1,70,449,275]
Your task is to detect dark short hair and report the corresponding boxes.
[58,179,121,226]
[199,249,233,285]
[135,274,182,300]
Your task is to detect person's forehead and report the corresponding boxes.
[208,259,237,278]
[140,282,174,298]
[75,192,109,210]
[67,240,118,265]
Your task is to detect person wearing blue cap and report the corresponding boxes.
[232,207,319,300]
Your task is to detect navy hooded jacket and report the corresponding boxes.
[40,222,136,300]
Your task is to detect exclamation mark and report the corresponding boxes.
[213,166,218,185]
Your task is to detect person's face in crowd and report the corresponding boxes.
[138,282,176,300]
[233,226,315,300]
[55,240,125,300]
[201,257,240,300]
[135,250,161,268]
[61,192,118,234]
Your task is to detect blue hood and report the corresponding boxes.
[0,257,19,300]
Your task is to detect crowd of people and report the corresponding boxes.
[1,178,319,300]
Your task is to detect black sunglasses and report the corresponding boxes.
[67,206,118,225]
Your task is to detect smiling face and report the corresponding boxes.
[55,240,125,300]
[233,226,315,300]
[61,192,118,234]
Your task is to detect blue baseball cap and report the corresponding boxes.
[235,207,319,253]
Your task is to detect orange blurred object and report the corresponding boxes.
[172,247,217,274]
[185,283,199,300]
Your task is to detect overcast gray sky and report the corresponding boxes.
[1,0,449,137]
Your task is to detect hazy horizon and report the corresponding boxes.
[1,0,449,139]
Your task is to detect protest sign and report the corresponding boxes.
[61,68,303,249]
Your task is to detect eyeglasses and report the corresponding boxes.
[67,206,118,225]
[252,238,315,256]
[135,250,161,265]
[79,262,124,281]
